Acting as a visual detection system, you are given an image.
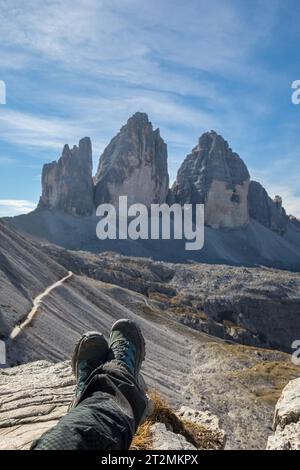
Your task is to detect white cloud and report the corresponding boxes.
[0,0,281,159]
[0,0,279,95]
[0,199,37,217]
[0,108,91,151]
[0,89,218,159]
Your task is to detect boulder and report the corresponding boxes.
[267,377,300,449]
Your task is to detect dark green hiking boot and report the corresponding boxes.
[108,319,145,378]
[71,332,108,400]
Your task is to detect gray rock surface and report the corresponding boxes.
[177,405,226,447]
[0,219,68,337]
[150,423,197,450]
[0,345,297,450]
[267,422,300,450]
[248,181,288,235]
[1,216,300,357]
[94,112,169,207]
[267,377,300,449]
[1,218,298,449]
[0,361,74,450]
[38,137,94,216]
[172,262,300,353]
[289,215,300,230]
[0,361,224,451]
[171,131,250,228]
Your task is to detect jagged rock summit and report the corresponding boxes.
[9,113,300,269]
[94,112,169,206]
[38,137,94,216]
[36,116,292,237]
[38,113,169,215]
[171,131,250,229]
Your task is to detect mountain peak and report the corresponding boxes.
[127,111,150,126]
[38,138,94,216]
[171,132,250,228]
[94,113,169,206]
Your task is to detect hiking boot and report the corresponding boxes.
[108,319,145,378]
[71,332,108,398]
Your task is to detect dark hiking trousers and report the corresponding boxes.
[31,360,148,450]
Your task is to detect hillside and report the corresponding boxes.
[0,220,300,449]
[8,210,300,270]
[0,219,67,339]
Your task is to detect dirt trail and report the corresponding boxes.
[10,272,73,340]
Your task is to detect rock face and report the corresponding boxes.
[171,131,250,228]
[38,137,94,216]
[37,113,169,214]
[248,181,288,235]
[0,361,74,450]
[94,112,169,207]
[170,261,300,353]
[267,377,300,450]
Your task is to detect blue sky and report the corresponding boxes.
[0,0,300,217]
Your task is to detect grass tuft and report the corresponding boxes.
[131,391,224,450]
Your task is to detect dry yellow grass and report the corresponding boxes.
[232,361,300,405]
[130,391,224,450]
[148,291,173,303]
[130,421,153,450]
[204,342,300,406]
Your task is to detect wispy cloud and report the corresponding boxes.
[0,91,218,155]
[0,0,299,219]
[0,108,90,151]
[0,199,37,217]
[0,0,279,94]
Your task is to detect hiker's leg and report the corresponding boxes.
[31,360,147,450]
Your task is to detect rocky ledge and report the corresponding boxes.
[0,361,225,451]
[0,361,74,450]
[267,377,300,450]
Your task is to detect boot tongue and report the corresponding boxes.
[110,333,137,375]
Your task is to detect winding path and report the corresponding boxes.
[10,271,73,340]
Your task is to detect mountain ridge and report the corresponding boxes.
[5,111,300,270]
